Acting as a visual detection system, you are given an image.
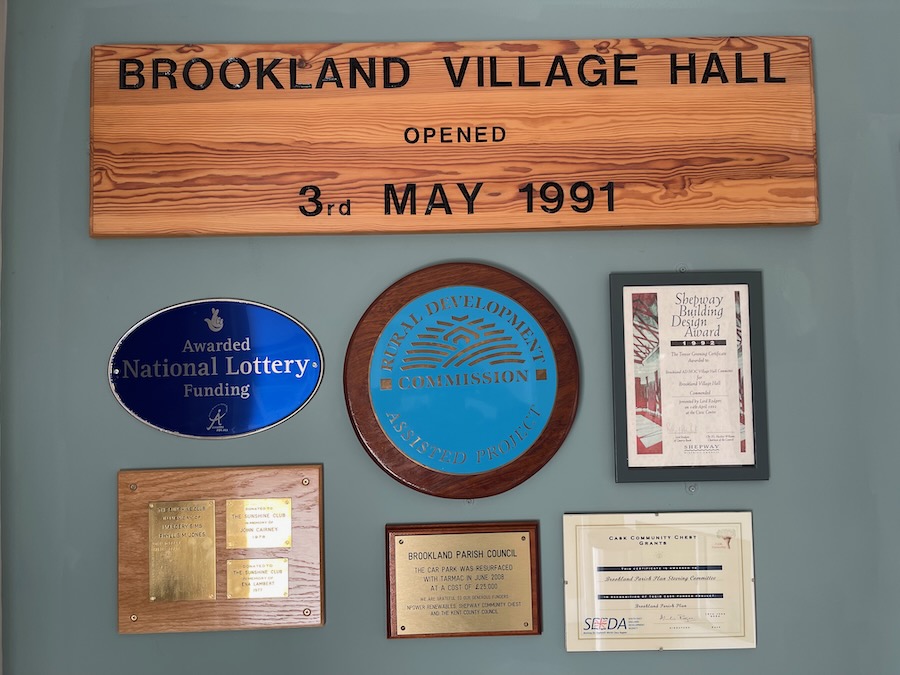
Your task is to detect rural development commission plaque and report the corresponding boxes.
[344,263,578,498]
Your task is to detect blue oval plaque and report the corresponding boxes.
[109,299,323,438]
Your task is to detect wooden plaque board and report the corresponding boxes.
[386,522,541,638]
[91,36,817,237]
[118,465,323,633]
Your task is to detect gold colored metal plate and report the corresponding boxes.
[225,498,292,549]
[119,466,324,634]
[227,559,290,599]
[393,531,533,636]
[148,500,216,602]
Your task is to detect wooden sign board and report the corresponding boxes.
[118,465,323,633]
[91,37,817,237]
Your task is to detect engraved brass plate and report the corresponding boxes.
[119,466,324,633]
[148,500,216,602]
[227,558,290,599]
[392,529,535,637]
[226,498,292,549]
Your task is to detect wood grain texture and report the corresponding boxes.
[90,37,817,236]
[344,263,578,499]
[118,465,323,634]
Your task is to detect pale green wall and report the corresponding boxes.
[0,1,5,670]
[3,0,899,673]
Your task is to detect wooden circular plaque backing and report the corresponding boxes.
[344,263,579,499]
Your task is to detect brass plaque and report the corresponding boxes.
[227,559,290,599]
[148,500,216,602]
[226,498,292,549]
[119,466,324,633]
[390,524,539,638]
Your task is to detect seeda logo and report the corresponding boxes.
[109,299,323,438]
[583,617,629,632]
[369,285,557,475]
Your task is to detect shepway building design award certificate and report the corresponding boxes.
[623,283,755,467]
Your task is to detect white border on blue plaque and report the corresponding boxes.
[109,299,324,439]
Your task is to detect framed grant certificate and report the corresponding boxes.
[563,512,756,652]
[610,271,769,482]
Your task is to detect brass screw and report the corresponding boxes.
[129,483,137,491]
[130,615,138,622]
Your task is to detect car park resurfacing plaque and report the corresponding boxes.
[387,522,541,638]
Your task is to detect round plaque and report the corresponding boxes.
[344,263,579,498]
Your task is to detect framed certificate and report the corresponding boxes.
[610,271,769,482]
[563,512,756,652]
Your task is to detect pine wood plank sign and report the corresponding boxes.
[90,37,817,237]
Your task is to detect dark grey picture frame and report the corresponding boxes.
[610,271,769,482]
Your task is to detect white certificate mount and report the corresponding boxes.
[563,511,756,651]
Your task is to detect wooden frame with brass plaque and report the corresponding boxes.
[386,521,541,638]
[117,465,323,633]
[345,262,579,498]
